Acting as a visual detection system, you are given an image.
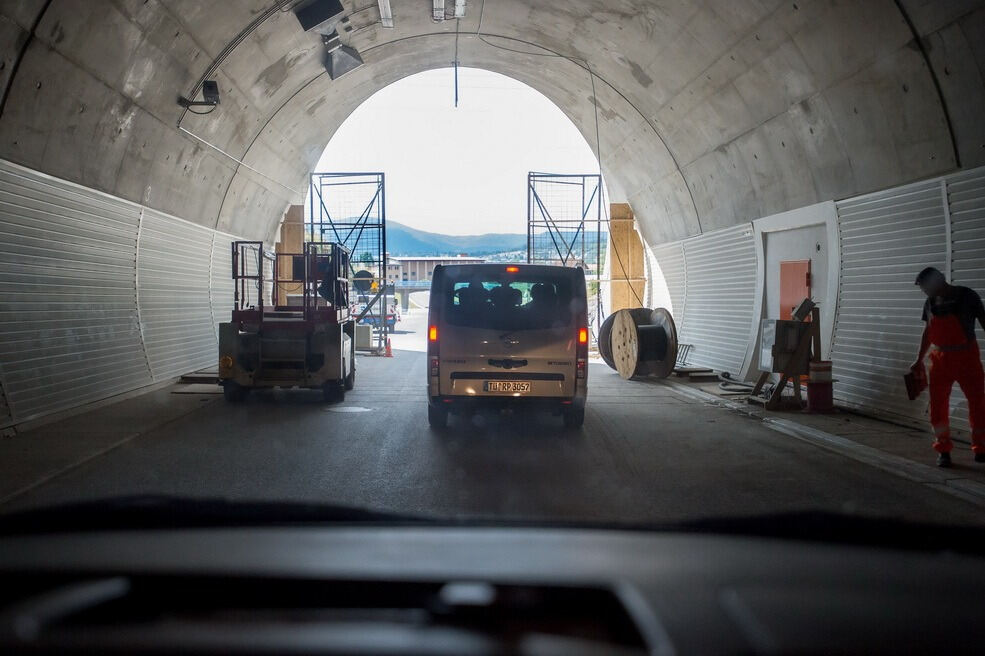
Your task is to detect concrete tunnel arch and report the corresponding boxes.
[0,0,983,429]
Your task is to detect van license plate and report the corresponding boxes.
[484,381,531,393]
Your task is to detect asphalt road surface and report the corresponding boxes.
[3,309,983,526]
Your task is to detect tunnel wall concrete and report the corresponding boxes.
[0,158,238,430]
[651,163,985,432]
[1,1,983,247]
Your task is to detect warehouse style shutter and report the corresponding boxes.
[0,158,247,428]
[0,160,151,426]
[830,179,947,421]
[137,208,219,381]
[678,223,757,375]
[650,242,685,320]
[945,168,985,432]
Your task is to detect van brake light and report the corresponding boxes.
[578,328,588,344]
[428,325,438,341]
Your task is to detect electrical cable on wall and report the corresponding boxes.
[184,105,217,116]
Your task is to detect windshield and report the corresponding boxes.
[3,21,985,545]
[443,275,574,331]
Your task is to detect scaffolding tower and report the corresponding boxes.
[526,172,607,341]
[308,172,390,349]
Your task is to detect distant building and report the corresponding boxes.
[387,255,485,283]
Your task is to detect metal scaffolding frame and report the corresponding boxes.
[526,172,607,341]
[308,172,390,348]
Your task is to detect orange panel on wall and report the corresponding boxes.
[780,260,811,320]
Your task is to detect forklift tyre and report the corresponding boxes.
[223,382,247,403]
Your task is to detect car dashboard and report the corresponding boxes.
[1,526,984,654]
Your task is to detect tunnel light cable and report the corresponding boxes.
[586,59,646,312]
[472,33,647,317]
[473,32,701,235]
[454,18,460,107]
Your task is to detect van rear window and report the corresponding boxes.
[442,273,575,331]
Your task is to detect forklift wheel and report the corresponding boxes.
[223,382,247,403]
[323,382,345,403]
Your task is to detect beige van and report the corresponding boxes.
[426,263,588,428]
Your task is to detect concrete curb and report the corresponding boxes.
[663,380,985,509]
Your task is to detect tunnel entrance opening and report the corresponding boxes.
[296,67,614,321]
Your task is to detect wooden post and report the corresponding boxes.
[275,205,304,306]
[608,203,645,312]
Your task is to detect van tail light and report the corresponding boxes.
[427,324,439,371]
[575,324,588,383]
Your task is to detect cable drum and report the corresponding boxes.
[352,270,374,293]
[600,308,678,380]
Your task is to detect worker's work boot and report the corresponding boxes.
[974,452,985,464]
[937,452,952,468]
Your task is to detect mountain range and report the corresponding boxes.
[385,221,605,259]
[386,221,526,256]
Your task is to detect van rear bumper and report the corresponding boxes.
[428,394,584,413]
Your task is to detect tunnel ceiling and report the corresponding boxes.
[1,1,983,246]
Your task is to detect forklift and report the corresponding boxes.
[218,241,355,402]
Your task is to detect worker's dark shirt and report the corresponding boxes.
[921,285,985,341]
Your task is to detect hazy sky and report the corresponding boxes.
[311,67,602,236]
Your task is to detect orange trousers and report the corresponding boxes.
[928,347,985,454]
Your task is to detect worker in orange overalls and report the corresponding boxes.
[910,267,985,468]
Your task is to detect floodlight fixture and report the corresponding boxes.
[321,30,364,79]
[178,80,220,111]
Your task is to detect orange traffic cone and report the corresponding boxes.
[384,337,393,358]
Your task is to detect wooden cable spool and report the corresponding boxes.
[600,307,678,380]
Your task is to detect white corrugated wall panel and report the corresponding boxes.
[946,168,985,432]
[678,224,757,375]
[0,159,150,425]
[137,208,217,380]
[830,179,946,421]
[650,242,685,320]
